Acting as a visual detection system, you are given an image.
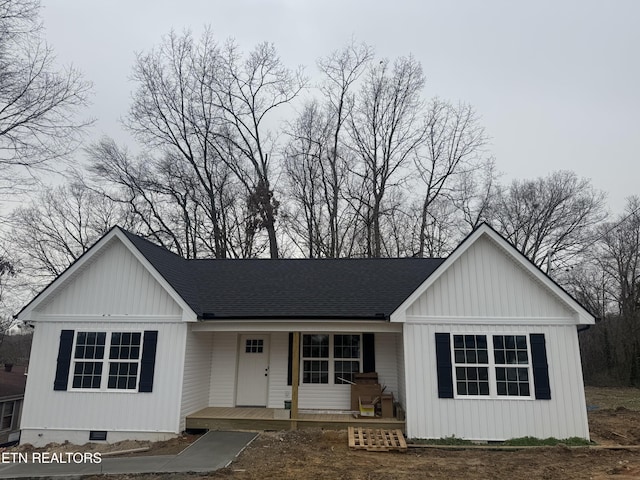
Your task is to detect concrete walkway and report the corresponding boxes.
[0,431,258,478]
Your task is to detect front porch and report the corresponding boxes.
[185,407,406,432]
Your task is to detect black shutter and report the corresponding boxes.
[53,329,74,391]
[138,330,158,393]
[363,333,376,373]
[287,332,293,386]
[435,333,454,398]
[530,333,551,400]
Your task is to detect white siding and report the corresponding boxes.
[205,331,400,411]
[267,332,289,409]
[20,321,186,446]
[406,236,575,320]
[37,239,182,317]
[179,329,213,430]
[209,332,238,406]
[374,333,399,400]
[403,323,590,440]
[395,332,406,408]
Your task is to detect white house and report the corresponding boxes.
[16,223,594,446]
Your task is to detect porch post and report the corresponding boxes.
[291,331,300,430]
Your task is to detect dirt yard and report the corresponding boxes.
[26,387,640,479]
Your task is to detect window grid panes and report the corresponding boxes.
[74,332,106,360]
[73,332,106,389]
[245,339,264,353]
[71,331,143,391]
[72,361,103,389]
[108,362,139,389]
[302,334,361,385]
[303,360,328,384]
[1,401,15,430]
[302,334,329,383]
[108,332,142,390]
[493,335,531,397]
[302,335,329,358]
[452,335,490,396]
[335,360,360,384]
[333,335,360,384]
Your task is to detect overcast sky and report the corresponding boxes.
[39,0,639,215]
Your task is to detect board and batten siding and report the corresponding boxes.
[179,329,214,430]
[36,239,182,318]
[20,321,187,446]
[403,323,589,440]
[405,235,575,320]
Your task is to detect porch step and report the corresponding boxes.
[348,427,407,452]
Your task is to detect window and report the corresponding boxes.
[0,401,15,430]
[245,339,264,353]
[302,334,362,385]
[453,335,489,396]
[334,334,360,384]
[451,334,532,398]
[72,332,106,389]
[108,332,142,390]
[71,331,142,391]
[494,335,530,397]
[302,334,329,383]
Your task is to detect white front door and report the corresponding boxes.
[236,335,270,406]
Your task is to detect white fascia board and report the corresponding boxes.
[114,230,197,322]
[191,320,403,333]
[389,224,595,325]
[404,315,578,326]
[17,228,197,323]
[389,226,486,323]
[17,228,121,321]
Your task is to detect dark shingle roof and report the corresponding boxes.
[120,228,445,320]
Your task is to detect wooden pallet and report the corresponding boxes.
[348,427,407,452]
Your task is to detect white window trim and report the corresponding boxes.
[69,330,143,393]
[0,400,16,432]
[301,333,363,386]
[451,333,534,400]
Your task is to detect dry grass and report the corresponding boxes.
[585,386,640,411]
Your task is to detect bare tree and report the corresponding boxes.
[125,31,237,258]
[284,41,373,258]
[0,0,92,192]
[0,255,16,351]
[125,30,304,259]
[599,197,640,321]
[9,182,127,282]
[577,197,640,386]
[348,55,427,257]
[488,170,606,271]
[209,39,306,258]
[414,99,488,256]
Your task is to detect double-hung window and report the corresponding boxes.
[452,333,532,398]
[108,332,142,390]
[453,334,490,396]
[71,331,142,391]
[0,401,16,430]
[72,332,106,389]
[493,335,531,397]
[302,334,361,385]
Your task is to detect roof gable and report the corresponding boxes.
[390,223,596,325]
[17,228,197,322]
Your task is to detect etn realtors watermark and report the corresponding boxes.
[1,451,102,464]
